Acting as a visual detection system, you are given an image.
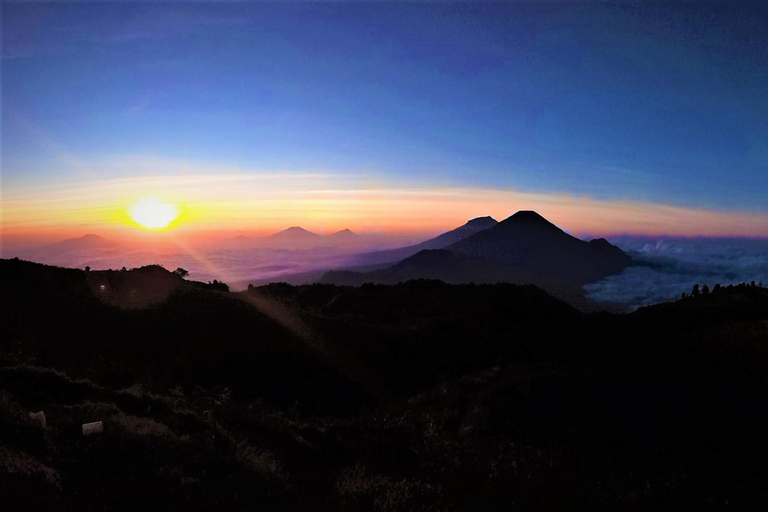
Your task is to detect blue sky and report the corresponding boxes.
[3,2,768,218]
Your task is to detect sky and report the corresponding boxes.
[3,2,768,244]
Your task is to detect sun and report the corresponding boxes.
[128,197,179,229]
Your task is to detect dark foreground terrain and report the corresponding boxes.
[2,258,768,510]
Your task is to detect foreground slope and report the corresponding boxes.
[3,258,768,510]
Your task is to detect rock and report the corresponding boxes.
[29,411,46,429]
[82,421,104,436]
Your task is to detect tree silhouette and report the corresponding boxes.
[702,284,710,296]
[209,279,229,292]
[175,267,189,279]
[691,284,700,297]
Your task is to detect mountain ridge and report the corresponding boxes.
[322,211,632,308]
[346,216,498,267]
[445,210,631,284]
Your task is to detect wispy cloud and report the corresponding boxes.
[4,155,768,239]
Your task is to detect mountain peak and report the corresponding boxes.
[498,211,561,231]
[58,234,108,246]
[465,216,498,227]
[272,226,316,235]
[64,234,105,243]
[445,210,631,284]
[269,227,321,243]
[330,228,356,237]
[507,211,549,223]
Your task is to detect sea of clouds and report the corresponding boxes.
[584,237,768,309]
[7,233,768,310]
[5,245,361,290]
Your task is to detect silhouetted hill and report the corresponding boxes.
[0,259,357,406]
[348,216,498,266]
[46,234,113,253]
[422,216,498,248]
[322,249,608,312]
[63,233,108,244]
[323,212,630,305]
[446,210,631,284]
[328,228,356,239]
[4,257,768,510]
[325,249,527,285]
[269,226,321,242]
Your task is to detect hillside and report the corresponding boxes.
[328,228,357,240]
[3,258,768,510]
[323,211,632,311]
[321,249,607,312]
[446,211,631,285]
[347,216,498,266]
[268,226,322,245]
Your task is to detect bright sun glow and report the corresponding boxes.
[128,197,179,229]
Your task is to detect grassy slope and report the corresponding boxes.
[2,258,768,510]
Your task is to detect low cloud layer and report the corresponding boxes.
[6,230,768,309]
[585,237,768,309]
[3,239,396,291]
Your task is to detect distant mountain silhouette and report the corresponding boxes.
[328,228,357,239]
[267,226,322,247]
[62,233,108,245]
[323,211,631,309]
[348,216,498,266]
[46,234,114,253]
[445,210,631,285]
[326,249,527,286]
[270,226,320,239]
[323,249,606,312]
[420,216,498,248]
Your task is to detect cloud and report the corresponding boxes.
[13,233,767,303]
[4,153,768,240]
[585,237,768,309]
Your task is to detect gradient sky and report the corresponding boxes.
[3,2,768,241]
